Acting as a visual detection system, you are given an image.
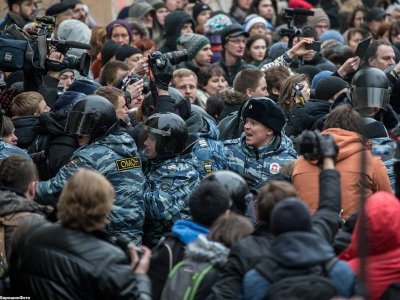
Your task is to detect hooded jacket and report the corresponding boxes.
[35,132,146,245]
[340,191,400,300]
[224,134,297,189]
[12,116,41,150]
[243,232,356,300]
[293,128,392,219]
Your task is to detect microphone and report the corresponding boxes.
[48,39,92,50]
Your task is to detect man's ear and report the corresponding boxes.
[368,57,375,67]
[25,181,36,200]
[245,88,253,98]
[272,87,280,95]
[11,3,20,13]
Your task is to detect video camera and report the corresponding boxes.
[0,16,91,76]
[295,130,338,163]
[147,49,188,69]
[281,8,314,48]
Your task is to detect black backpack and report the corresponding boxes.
[256,256,339,300]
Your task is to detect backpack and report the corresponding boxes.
[256,256,339,300]
[0,212,29,278]
[161,259,214,300]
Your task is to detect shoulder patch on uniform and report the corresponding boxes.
[65,159,78,168]
[115,157,141,171]
[198,139,208,148]
[202,161,213,174]
[160,178,174,191]
[269,162,280,175]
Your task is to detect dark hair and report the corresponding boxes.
[389,20,400,44]
[278,74,309,110]
[0,154,37,194]
[323,104,362,134]
[256,180,297,224]
[376,22,391,40]
[263,65,291,96]
[346,28,369,45]
[209,212,254,248]
[243,35,269,63]
[206,93,224,123]
[347,7,366,30]
[300,26,318,40]
[99,61,129,87]
[189,180,231,227]
[198,65,227,90]
[233,69,265,95]
[365,40,394,66]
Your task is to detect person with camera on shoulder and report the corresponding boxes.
[9,169,152,299]
[292,104,392,220]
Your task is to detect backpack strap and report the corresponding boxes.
[188,264,214,300]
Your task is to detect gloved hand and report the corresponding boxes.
[319,133,338,161]
[148,51,173,91]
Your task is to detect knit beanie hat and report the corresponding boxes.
[117,6,130,19]
[204,13,232,34]
[54,91,85,120]
[243,14,273,32]
[67,79,101,95]
[242,97,286,134]
[106,19,132,43]
[270,197,312,236]
[177,33,210,59]
[115,44,142,61]
[311,70,333,89]
[101,40,119,66]
[320,30,344,43]
[315,76,349,101]
[192,2,211,22]
[308,8,330,28]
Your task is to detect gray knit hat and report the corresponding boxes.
[177,33,210,60]
[307,8,330,28]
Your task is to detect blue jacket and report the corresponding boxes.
[243,231,356,300]
[224,133,297,188]
[143,153,200,245]
[35,132,146,245]
[370,137,395,191]
[171,220,209,245]
[192,116,226,178]
[0,140,31,161]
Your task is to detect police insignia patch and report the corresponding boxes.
[65,159,78,168]
[269,162,280,175]
[115,157,141,171]
[160,178,174,191]
[202,161,213,173]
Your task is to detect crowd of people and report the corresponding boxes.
[1,0,400,299]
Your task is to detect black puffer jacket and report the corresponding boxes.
[12,116,41,149]
[207,169,342,300]
[9,222,152,300]
[279,103,314,140]
[303,99,331,130]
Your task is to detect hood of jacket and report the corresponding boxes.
[271,231,336,267]
[185,235,230,267]
[198,116,219,139]
[0,189,52,217]
[172,220,209,245]
[129,2,154,20]
[241,133,296,159]
[57,19,91,57]
[83,132,138,158]
[13,116,41,149]
[322,128,367,162]
[161,11,195,52]
[38,112,65,136]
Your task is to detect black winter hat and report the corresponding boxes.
[192,2,211,22]
[67,79,101,95]
[46,2,74,16]
[242,97,286,134]
[101,40,120,66]
[270,197,312,236]
[115,44,142,61]
[220,24,249,46]
[315,76,349,101]
[294,65,321,81]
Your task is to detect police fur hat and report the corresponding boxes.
[242,97,286,134]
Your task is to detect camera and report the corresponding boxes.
[1,17,91,76]
[120,73,150,106]
[295,130,338,162]
[280,8,315,48]
[148,49,189,69]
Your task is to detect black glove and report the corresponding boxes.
[319,133,339,160]
[148,51,173,91]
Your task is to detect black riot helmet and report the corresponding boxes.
[65,95,118,141]
[203,170,252,215]
[142,112,188,158]
[351,68,391,114]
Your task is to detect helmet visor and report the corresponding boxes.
[351,87,390,111]
[64,111,101,135]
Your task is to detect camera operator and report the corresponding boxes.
[0,0,38,31]
[292,104,392,220]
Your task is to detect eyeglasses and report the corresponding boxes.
[228,38,247,45]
